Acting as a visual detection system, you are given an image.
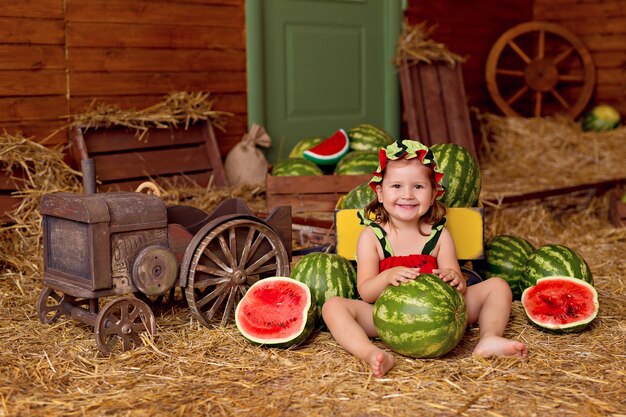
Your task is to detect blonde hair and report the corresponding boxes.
[364,162,446,236]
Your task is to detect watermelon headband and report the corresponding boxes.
[369,140,446,200]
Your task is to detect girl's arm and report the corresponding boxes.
[356,228,419,303]
[433,228,467,294]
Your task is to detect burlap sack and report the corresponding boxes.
[224,123,271,186]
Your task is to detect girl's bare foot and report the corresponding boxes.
[367,349,396,377]
[473,335,528,358]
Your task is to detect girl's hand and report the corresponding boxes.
[385,267,420,286]
[433,268,466,292]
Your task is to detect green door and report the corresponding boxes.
[247,0,403,162]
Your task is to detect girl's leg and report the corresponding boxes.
[322,297,395,377]
[464,277,528,357]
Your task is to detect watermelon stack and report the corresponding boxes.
[289,137,324,159]
[290,252,357,326]
[347,124,394,151]
[373,274,467,358]
[430,143,481,207]
[340,182,376,209]
[479,235,535,300]
[271,158,323,176]
[521,244,594,290]
[334,151,379,175]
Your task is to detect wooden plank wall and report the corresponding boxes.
[0,0,246,156]
[405,0,625,117]
[534,0,626,116]
[404,0,534,116]
[0,0,68,143]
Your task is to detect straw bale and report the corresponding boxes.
[478,113,626,202]
[0,124,624,416]
[396,21,466,68]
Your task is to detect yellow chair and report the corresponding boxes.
[335,207,484,262]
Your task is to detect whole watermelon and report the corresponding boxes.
[347,124,394,152]
[478,235,535,300]
[374,274,467,358]
[521,244,594,291]
[430,143,481,207]
[289,137,324,158]
[340,182,376,209]
[582,104,621,132]
[290,252,357,326]
[271,158,323,176]
[334,151,379,175]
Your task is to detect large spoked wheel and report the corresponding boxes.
[37,286,93,324]
[182,217,289,327]
[486,21,595,118]
[94,297,156,356]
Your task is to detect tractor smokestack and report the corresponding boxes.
[81,159,96,195]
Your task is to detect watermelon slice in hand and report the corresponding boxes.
[303,129,350,166]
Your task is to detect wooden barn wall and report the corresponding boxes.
[0,0,246,157]
[405,0,626,119]
[404,0,535,117]
[533,0,626,116]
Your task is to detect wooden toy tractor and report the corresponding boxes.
[36,163,292,355]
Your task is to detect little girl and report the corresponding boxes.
[322,140,527,377]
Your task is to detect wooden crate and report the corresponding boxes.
[398,59,477,157]
[0,171,25,222]
[266,174,371,213]
[69,121,228,192]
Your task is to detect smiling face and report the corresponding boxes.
[375,158,437,224]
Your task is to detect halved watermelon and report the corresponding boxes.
[235,277,316,348]
[303,129,350,166]
[521,276,599,333]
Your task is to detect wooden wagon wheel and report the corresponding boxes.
[486,21,595,118]
[94,297,156,356]
[182,217,289,327]
[36,286,94,324]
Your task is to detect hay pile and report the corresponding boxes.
[396,21,466,68]
[67,91,233,140]
[479,114,626,202]
[0,127,624,416]
[0,132,81,276]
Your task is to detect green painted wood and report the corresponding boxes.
[247,0,402,163]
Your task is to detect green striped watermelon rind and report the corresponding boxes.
[347,124,395,152]
[481,235,535,300]
[340,182,376,209]
[303,129,350,166]
[271,158,323,176]
[373,274,467,358]
[521,244,594,291]
[290,252,357,326]
[430,143,481,208]
[289,137,325,159]
[235,277,317,348]
[334,150,380,175]
[521,276,599,333]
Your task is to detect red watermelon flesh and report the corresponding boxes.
[235,277,316,347]
[521,276,598,333]
[303,129,350,166]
